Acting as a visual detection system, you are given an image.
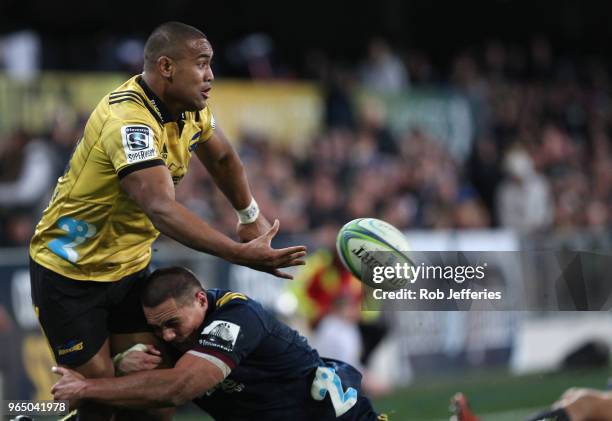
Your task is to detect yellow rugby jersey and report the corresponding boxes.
[30,75,216,281]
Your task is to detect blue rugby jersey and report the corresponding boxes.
[178,289,375,421]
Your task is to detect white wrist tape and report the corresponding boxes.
[112,343,148,369]
[235,198,259,224]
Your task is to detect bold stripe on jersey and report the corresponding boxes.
[109,92,144,104]
[216,292,247,308]
[117,158,165,179]
[109,89,145,101]
[187,350,231,378]
[109,97,142,106]
[110,89,164,126]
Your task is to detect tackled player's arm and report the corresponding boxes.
[53,353,225,408]
[119,164,305,271]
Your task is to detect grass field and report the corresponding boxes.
[370,367,609,420]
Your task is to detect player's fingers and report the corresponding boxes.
[265,219,280,240]
[145,344,161,355]
[270,269,294,280]
[271,251,307,269]
[276,246,307,256]
[52,366,68,376]
[274,250,306,264]
[146,355,163,365]
[289,250,307,259]
[278,259,306,268]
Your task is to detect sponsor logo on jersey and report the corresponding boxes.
[57,341,83,355]
[199,320,241,352]
[57,340,84,362]
[121,125,157,164]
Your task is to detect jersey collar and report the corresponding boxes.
[137,76,176,124]
[205,290,217,318]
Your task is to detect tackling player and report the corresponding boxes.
[29,21,305,420]
[51,267,385,421]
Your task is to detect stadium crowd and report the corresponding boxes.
[0,37,611,247]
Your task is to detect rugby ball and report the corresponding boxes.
[336,218,412,289]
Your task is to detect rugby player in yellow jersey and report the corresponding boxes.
[29,21,306,420]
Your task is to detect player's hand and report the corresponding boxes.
[117,344,162,375]
[51,366,86,405]
[236,219,306,279]
[553,388,609,421]
[236,215,272,243]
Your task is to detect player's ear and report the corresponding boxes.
[157,56,174,78]
[195,290,207,307]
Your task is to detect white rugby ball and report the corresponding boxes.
[336,218,412,289]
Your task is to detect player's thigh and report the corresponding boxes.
[105,267,173,360]
[73,339,114,378]
[30,258,111,368]
[61,339,116,421]
[106,265,152,336]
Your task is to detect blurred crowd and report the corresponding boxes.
[1,36,611,247]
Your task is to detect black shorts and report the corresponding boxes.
[29,258,152,367]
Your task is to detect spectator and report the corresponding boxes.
[360,37,409,93]
[496,147,554,233]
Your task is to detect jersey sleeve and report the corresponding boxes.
[196,106,216,145]
[100,117,165,179]
[187,302,265,374]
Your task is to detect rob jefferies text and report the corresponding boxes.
[356,250,518,311]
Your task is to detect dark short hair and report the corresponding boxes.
[143,21,207,70]
[141,266,204,308]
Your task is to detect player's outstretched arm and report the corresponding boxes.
[52,353,225,408]
[195,128,273,241]
[195,128,256,230]
[120,165,306,278]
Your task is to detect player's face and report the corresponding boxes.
[144,291,207,346]
[169,38,214,112]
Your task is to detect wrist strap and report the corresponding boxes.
[235,198,259,224]
[112,343,148,373]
